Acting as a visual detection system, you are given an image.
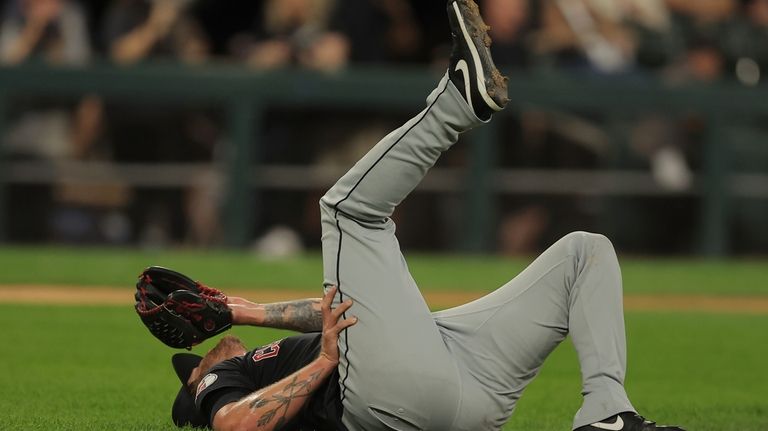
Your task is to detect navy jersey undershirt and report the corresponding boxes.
[194,333,346,430]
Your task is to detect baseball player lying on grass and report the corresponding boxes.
[135,1,687,430]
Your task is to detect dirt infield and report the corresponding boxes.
[1,285,767,314]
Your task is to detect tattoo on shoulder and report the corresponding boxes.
[248,371,323,427]
[264,300,322,333]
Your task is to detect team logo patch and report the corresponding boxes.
[195,373,218,399]
[252,340,281,362]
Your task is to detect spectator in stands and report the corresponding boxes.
[0,0,90,64]
[0,0,118,243]
[618,0,679,71]
[723,0,768,84]
[665,0,736,52]
[328,0,422,65]
[229,0,347,71]
[99,0,222,247]
[481,0,532,68]
[0,0,101,163]
[530,0,637,74]
[622,36,727,247]
[664,38,726,84]
[102,0,209,64]
[232,0,424,71]
[625,36,725,201]
[665,0,737,24]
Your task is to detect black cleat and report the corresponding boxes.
[447,0,509,120]
[576,412,686,431]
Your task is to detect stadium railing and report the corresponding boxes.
[0,63,765,255]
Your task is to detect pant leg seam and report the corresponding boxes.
[332,80,450,405]
[332,79,450,213]
[334,217,353,403]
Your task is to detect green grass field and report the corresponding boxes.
[1,247,767,430]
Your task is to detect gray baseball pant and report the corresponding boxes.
[320,73,636,431]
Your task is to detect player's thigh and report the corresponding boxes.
[321,209,453,371]
[321,211,462,429]
[432,234,586,399]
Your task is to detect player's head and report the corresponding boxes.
[170,335,247,427]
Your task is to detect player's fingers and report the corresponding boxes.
[331,299,353,319]
[321,285,337,313]
[332,316,358,333]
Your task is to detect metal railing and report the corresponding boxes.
[1,63,765,255]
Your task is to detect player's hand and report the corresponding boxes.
[319,286,356,366]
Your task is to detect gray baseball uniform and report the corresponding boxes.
[320,73,636,431]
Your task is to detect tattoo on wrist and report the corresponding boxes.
[248,371,322,427]
[263,300,322,333]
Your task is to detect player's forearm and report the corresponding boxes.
[229,298,323,333]
[213,355,336,431]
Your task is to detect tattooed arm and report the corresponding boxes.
[228,297,323,333]
[213,355,335,430]
[213,287,356,431]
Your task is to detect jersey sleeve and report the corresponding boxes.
[194,360,253,426]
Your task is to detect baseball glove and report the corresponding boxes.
[134,266,232,349]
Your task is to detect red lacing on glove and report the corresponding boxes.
[196,282,228,305]
[136,287,163,316]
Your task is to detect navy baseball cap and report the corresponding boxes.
[171,353,208,428]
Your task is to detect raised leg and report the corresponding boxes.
[319,1,509,428]
[319,73,486,431]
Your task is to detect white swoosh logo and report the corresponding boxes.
[455,59,473,111]
[592,416,624,430]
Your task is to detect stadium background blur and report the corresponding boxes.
[1,0,767,257]
[1,3,767,430]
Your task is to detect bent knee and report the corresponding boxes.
[318,196,337,223]
[564,231,615,254]
[319,195,331,212]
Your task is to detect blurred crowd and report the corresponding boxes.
[2,0,768,255]
[1,0,768,82]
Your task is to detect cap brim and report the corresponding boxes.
[172,353,202,384]
[170,353,208,428]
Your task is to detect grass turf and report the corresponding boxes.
[1,246,767,295]
[1,248,766,429]
[1,305,766,430]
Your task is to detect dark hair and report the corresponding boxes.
[187,335,247,394]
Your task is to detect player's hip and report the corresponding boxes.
[337,361,505,431]
[339,356,462,430]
